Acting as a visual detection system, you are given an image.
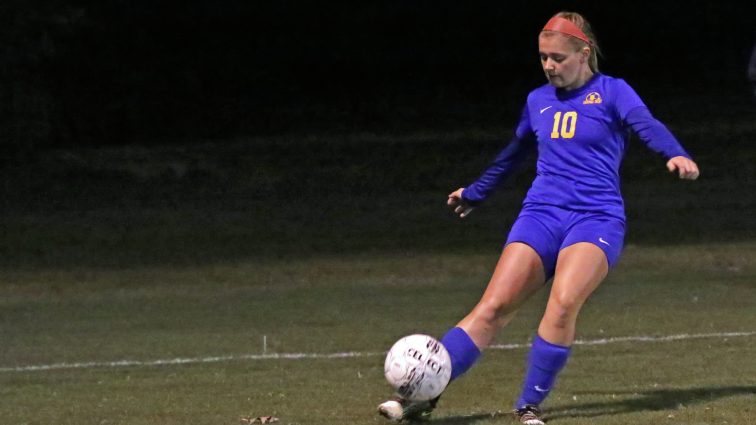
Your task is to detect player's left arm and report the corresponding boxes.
[624,106,700,180]
[665,155,699,180]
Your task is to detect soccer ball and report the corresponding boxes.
[383,334,452,401]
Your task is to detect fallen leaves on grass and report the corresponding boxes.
[240,416,279,424]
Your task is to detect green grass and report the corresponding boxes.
[1,113,755,423]
[0,244,754,424]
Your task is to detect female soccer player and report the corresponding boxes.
[379,11,700,424]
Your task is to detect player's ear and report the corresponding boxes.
[581,47,590,62]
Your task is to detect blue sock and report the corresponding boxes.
[515,334,571,409]
[440,327,481,381]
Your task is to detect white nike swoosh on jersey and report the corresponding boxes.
[534,385,550,393]
[539,106,553,114]
[599,237,611,246]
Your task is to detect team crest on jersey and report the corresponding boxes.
[583,92,602,104]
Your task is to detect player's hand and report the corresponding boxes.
[666,156,700,180]
[447,188,474,218]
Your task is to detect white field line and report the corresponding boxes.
[2,331,754,374]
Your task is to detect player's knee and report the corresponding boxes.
[553,287,584,312]
[475,298,516,327]
[544,293,582,329]
[543,306,571,330]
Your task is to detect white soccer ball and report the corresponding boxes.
[383,334,452,401]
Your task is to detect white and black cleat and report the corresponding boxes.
[377,396,439,422]
[513,404,545,425]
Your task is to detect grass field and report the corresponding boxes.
[1,101,755,424]
[0,244,754,424]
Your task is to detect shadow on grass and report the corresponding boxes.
[428,386,756,423]
[545,385,756,421]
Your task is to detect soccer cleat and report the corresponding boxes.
[377,396,439,422]
[513,404,545,425]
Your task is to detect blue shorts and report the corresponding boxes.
[505,204,625,280]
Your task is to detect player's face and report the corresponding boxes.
[538,33,589,90]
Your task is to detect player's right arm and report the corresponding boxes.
[448,132,535,218]
[447,187,473,218]
[448,104,536,218]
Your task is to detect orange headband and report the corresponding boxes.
[542,17,591,45]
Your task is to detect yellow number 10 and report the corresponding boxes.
[550,111,577,139]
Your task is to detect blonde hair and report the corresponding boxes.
[542,11,601,72]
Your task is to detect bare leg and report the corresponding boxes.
[513,242,609,414]
[457,242,546,348]
[538,242,609,345]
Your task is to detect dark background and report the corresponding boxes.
[2,0,754,148]
[1,1,755,269]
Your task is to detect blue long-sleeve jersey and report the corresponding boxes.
[462,73,691,221]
